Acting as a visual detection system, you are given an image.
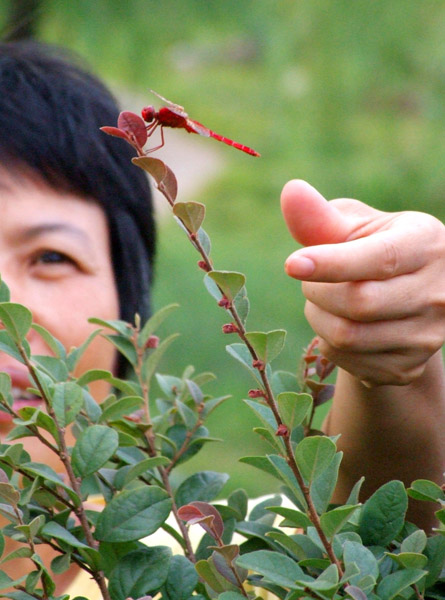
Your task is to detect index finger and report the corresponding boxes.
[285,228,428,282]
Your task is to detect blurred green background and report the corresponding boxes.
[2,0,445,495]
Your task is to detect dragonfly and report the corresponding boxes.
[141,90,260,157]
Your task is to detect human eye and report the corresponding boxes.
[29,249,81,278]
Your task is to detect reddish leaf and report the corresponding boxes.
[132,157,178,202]
[100,126,130,140]
[178,501,224,540]
[117,111,148,147]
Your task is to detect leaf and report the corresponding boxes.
[132,156,178,201]
[122,456,170,487]
[195,558,237,594]
[277,392,312,430]
[0,482,20,506]
[310,451,342,514]
[95,486,172,542]
[100,125,130,140]
[20,462,80,506]
[0,331,25,363]
[175,471,229,506]
[51,382,84,426]
[401,529,427,554]
[343,541,379,587]
[138,303,179,348]
[197,226,211,256]
[408,479,445,502]
[173,201,206,233]
[117,111,148,147]
[376,568,426,600]
[267,454,307,510]
[100,395,143,422]
[344,585,368,600]
[0,303,32,342]
[162,554,198,600]
[30,323,66,359]
[178,501,224,539]
[228,489,248,521]
[71,425,119,477]
[207,271,246,302]
[358,480,408,546]
[386,551,428,569]
[104,334,138,366]
[320,505,360,539]
[294,435,336,484]
[226,344,262,384]
[236,550,310,589]
[245,330,287,363]
[141,333,179,384]
[219,593,246,600]
[267,506,312,529]
[108,547,171,600]
[244,399,278,436]
[40,521,90,549]
[233,286,249,327]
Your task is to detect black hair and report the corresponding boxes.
[0,41,156,376]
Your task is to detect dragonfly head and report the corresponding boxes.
[141,105,156,123]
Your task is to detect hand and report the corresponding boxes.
[281,179,445,386]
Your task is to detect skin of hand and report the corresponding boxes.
[281,179,445,387]
[280,179,445,529]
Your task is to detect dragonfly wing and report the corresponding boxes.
[186,118,211,137]
[149,89,187,115]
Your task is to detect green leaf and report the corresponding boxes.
[408,479,445,502]
[197,226,211,256]
[294,435,336,484]
[376,568,426,599]
[206,271,246,302]
[267,506,312,529]
[138,303,179,347]
[228,488,248,521]
[51,382,84,426]
[401,529,427,554]
[162,554,198,600]
[71,425,119,477]
[99,395,143,422]
[141,333,179,383]
[386,551,428,569]
[267,454,307,510]
[277,392,312,430]
[310,451,342,514]
[245,329,287,363]
[30,323,66,359]
[343,541,380,587]
[219,593,246,600]
[122,456,170,487]
[108,546,172,600]
[32,355,69,382]
[320,505,360,539]
[20,462,80,506]
[104,334,138,366]
[0,330,26,363]
[236,550,310,589]
[175,471,229,506]
[358,480,408,546]
[40,521,90,549]
[0,279,10,302]
[95,486,172,542]
[244,399,278,436]
[195,558,237,594]
[0,303,32,342]
[226,343,262,384]
[66,329,105,371]
[233,285,249,327]
[173,201,206,233]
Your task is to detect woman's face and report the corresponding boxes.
[0,173,119,435]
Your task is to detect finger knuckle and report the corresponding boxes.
[347,281,379,321]
[380,239,401,278]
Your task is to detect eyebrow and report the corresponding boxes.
[16,223,92,246]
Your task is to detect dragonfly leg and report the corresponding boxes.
[145,125,166,154]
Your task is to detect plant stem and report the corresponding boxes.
[17,344,111,600]
[156,183,345,576]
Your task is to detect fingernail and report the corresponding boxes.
[285,255,316,278]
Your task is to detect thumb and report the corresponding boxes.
[281,179,352,246]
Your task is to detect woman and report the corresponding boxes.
[1,38,444,596]
[0,40,155,594]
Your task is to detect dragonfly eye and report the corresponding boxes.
[141,106,155,123]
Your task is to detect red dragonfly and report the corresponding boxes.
[141,90,260,157]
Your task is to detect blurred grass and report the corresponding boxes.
[2,0,445,495]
